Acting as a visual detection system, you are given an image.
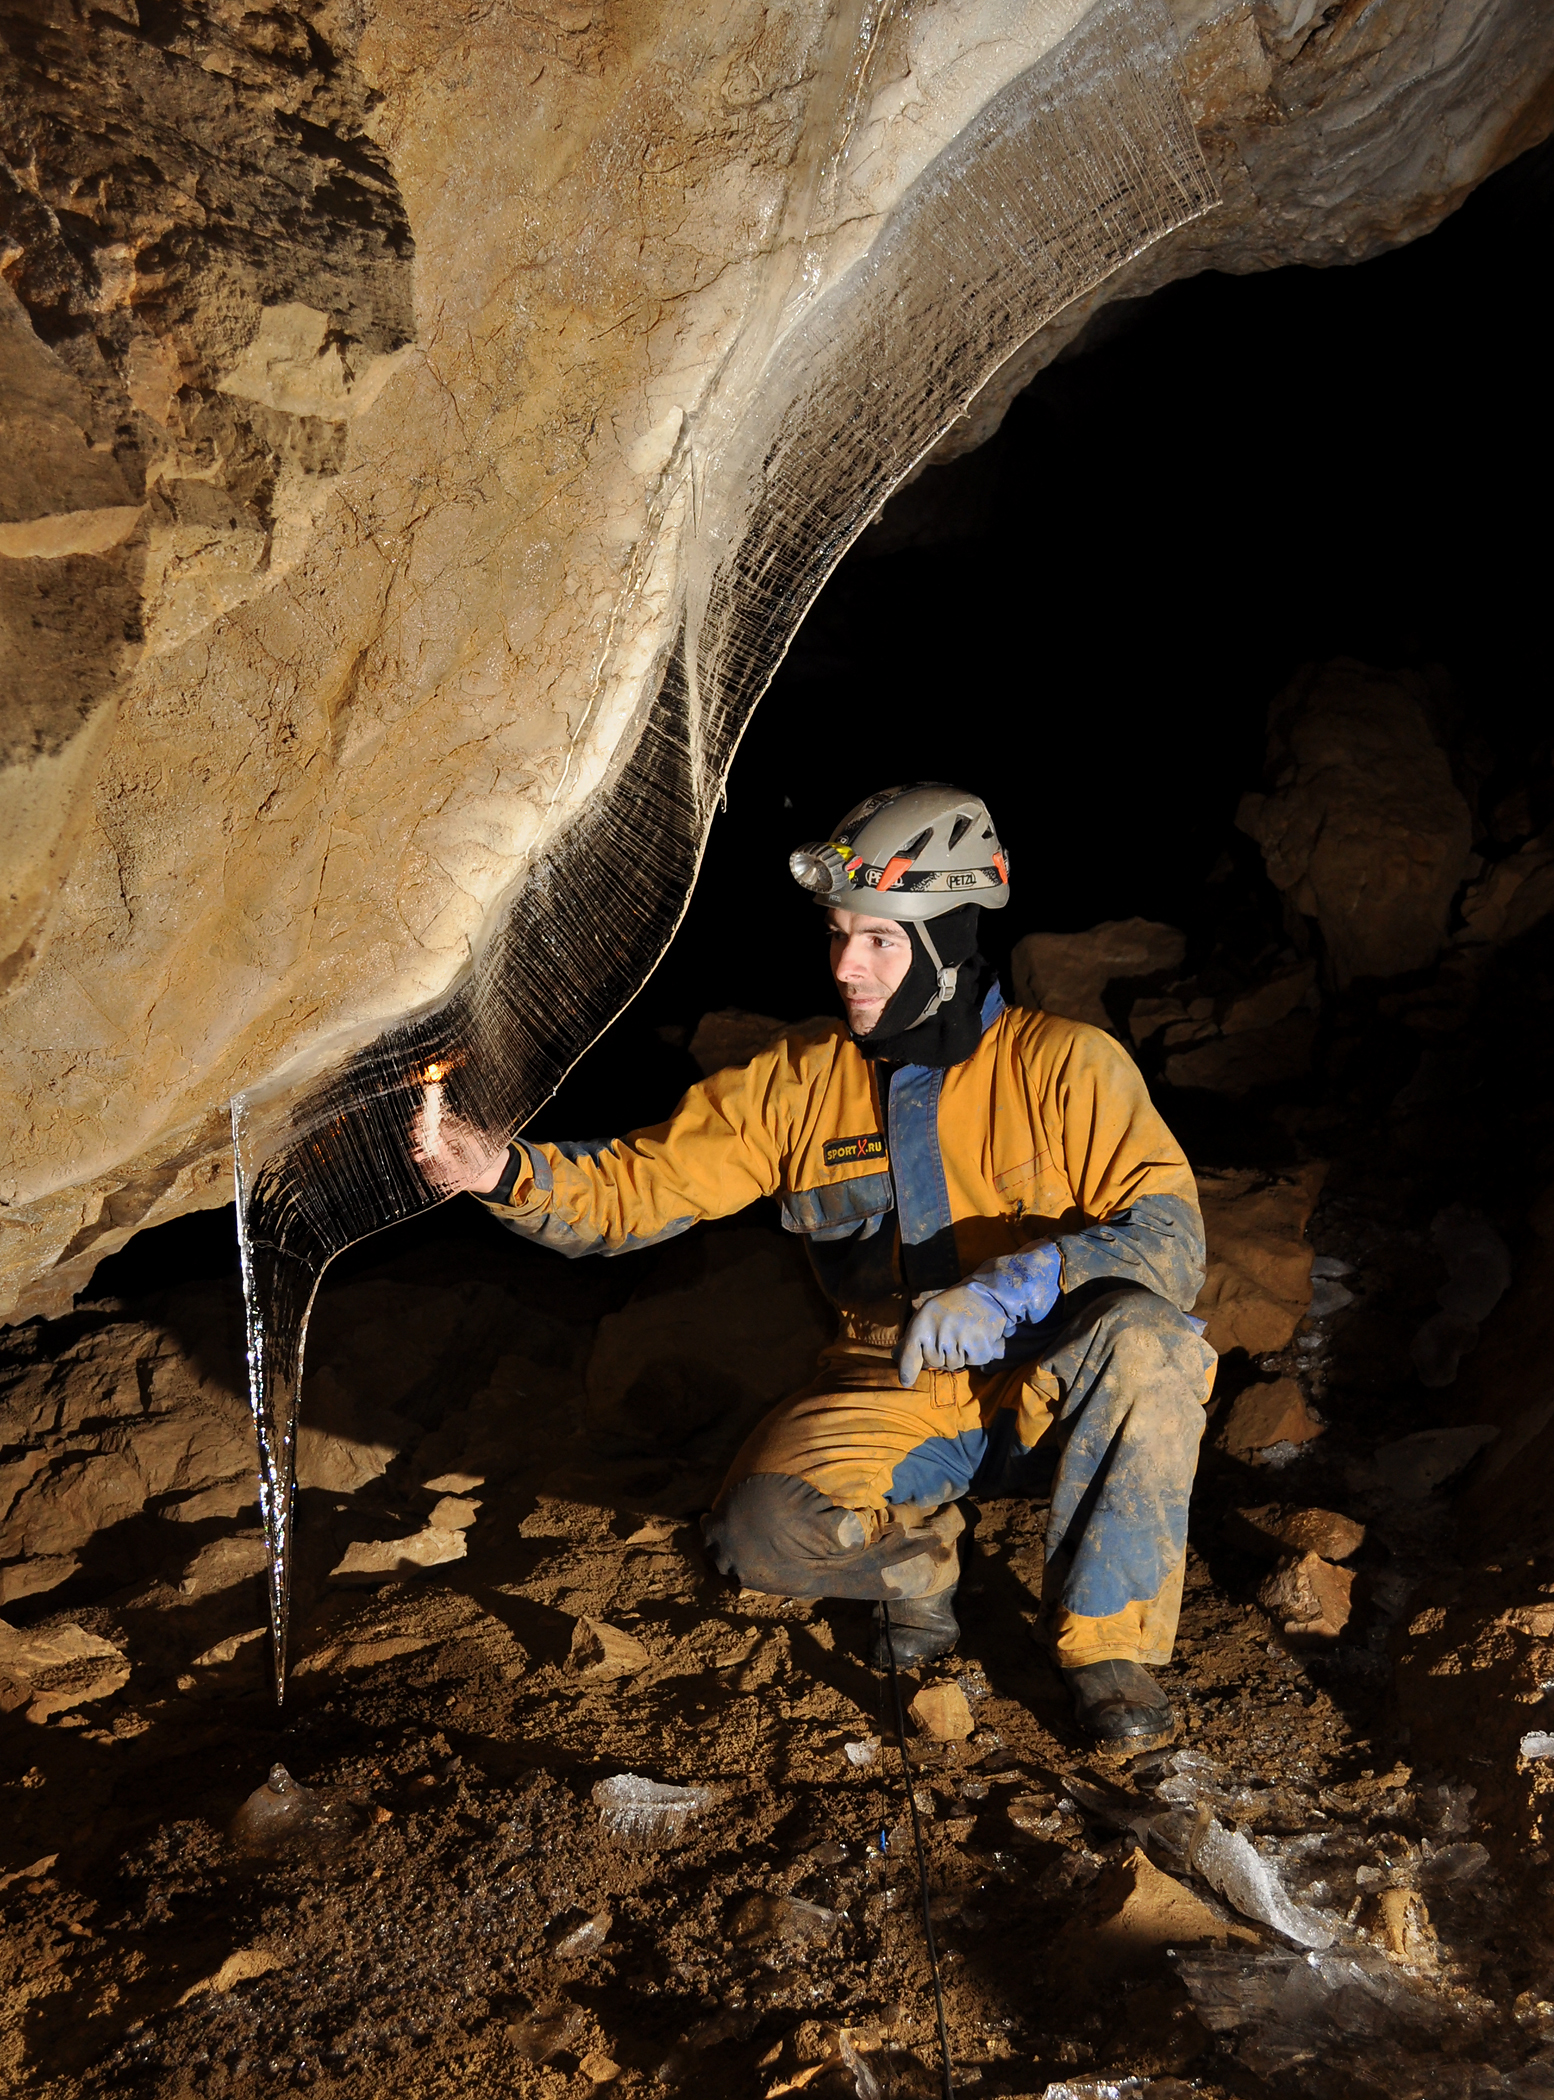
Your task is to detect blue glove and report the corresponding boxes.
[898,1242,1062,1387]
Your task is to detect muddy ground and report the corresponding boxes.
[7,917,1554,2099]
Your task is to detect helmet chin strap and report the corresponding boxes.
[903,917,959,1031]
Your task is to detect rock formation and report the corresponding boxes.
[2,0,1550,1319]
[1237,660,1475,985]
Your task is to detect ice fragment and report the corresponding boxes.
[228,1762,370,1862]
[839,2031,883,2100]
[1189,1816,1336,1947]
[1521,1732,1554,1761]
[554,1908,612,1957]
[592,1773,721,1850]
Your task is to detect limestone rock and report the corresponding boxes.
[1408,1206,1512,1389]
[1192,1165,1323,1356]
[1225,1504,1365,1563]
[176,1948,285,2005]
[1164,1012,1317,1094]
[329,1526,468,1583]
[1456,826,1554,947]
[3,0,1551,1322]
[1072,1846,1256,1968]
[1236,662,1473,985]
[1372,1425,1499,1499]
[0,1291,254,1601]
[177,1532,269,1600]
[1369,1887,1437,1967]
[1011,920,1186,1031]
[1257,1552,1353,1639]
[183,1626,268,1697]
[1220,1379,1323,1461]
[936,0,1554,460]
[427,1495,480,1532]
[908,1681,976,1741]
[570,1618,652,1683]
[1151,962,1321,1093]
[0,1616,130,1722]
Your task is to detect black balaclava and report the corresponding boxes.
[851,902,993,1069]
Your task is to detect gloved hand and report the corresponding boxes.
[898,1241,1062,1388]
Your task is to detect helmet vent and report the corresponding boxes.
[902,827,934,860]
[947,814,972,851]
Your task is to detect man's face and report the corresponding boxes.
[825,908,914,1035]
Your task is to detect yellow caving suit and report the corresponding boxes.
[480,983,1216,1667]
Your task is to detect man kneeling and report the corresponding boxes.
[416,783,1216,1753]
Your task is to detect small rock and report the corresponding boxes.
[1257,1552,1353,1639]
[580,2052,620,2084]
[1520,1732,1554,1762]
[427,1494,481,1530]
[1012,919,1186,1031]
[186,1626,267,1690]
[328,1525,468,1582]
[843,1736,880,1767]
[0,1619,130,1723]
[1130,996,1189,1044]
[1372,1424,1498,1497]
[0,1853,58,1892]
[178,1532,269,1598]
[1075,1846,1258,1966]
[421,1470,485,1494]
[0,1556,80,1606]
[176,1947,283,2003]
[163,1479,256,1525]
[1221,962,1318,1036]
[569,1618,651,1681]
[1225,1503,1365,1562]
[1220,1379,1324,1461]
[909,1681,975,1741]
[1165,1011,1317,1095]
[1370,1887,1437,1966]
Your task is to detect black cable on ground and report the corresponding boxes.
[879,1601,955,2100]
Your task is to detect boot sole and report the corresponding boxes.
[1087,1717,1178,1759]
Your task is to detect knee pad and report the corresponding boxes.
[702,1474,955,1602]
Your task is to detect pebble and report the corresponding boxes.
[909,1681,975,1741]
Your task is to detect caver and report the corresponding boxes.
[415,784,1216,1754]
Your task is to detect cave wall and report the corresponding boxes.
[2,0,1552,1323]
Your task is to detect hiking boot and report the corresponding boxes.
[870,1589,960,1670]
[1062,1658,1177,1753]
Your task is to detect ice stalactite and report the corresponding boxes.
[232,0,1217,1701]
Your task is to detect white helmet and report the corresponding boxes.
[789,783,1010,923]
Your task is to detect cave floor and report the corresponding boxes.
[1,1218,1545,2100]
[0,1469,1398,2100]
[9,928,1554,2097]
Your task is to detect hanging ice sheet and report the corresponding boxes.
[232,0,1218,1700]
